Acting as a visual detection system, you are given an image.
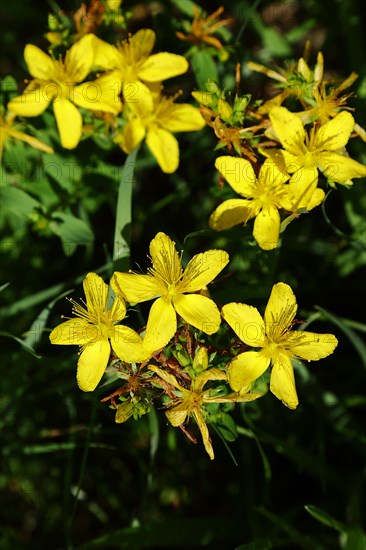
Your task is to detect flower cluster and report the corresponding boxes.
[50,232,338,459]
[193,47,366,249]
[6,27,204,171]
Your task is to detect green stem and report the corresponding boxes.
[113,147,140,273]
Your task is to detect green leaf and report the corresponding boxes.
[251,14,291,57]
[315,306,366,370]
[81,517,243,548]
[169,0,197,17]
[190,47,219,88]
[304,505,345,532]
[256,506,316,549]
[286,19,316,44]
[342,526,366,550]
[0,185,39,220]
[23,442,115,454]
[216,412,238,442]
[148,407,159,464]
[23,289,71,350]
[50,211,94,256]
[113,147,139,272]
[261,27,291,57]
[0,331,41,358]
[0,75,18,101]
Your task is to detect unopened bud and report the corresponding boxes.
[218,99,233,122]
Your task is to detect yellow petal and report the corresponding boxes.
[73,79,121,114]
[227,351,270,392]
[270,353,298,409]
[24,44,55,80]
[160,104,205,132]
[138,53,188,82]
[306,187,325,211]
[123,81,153,114]
[77,339,110,392]
[209,199,257,231]
[144,297,177,351]
[193,368,227,392]
[318,151,366,183]
[112,272,164,304]
[281,150,304,173]
[165,407,188,427]
[149,365,184,391]
[49,318,96,345]
[259,158,289,187]
[173,293,221,334]
[289,167,319,210]
[53,97,82,149]
[8,83,52,117]
[194,409,214,460]
[108,280,127,321]
[253,204,281,250]
[129,28,156,60]
[285,331,338,361]
[83,272,108,315]
[149,232,183,284]
[110,326,148,362]
[88,71,122,102]
[179,249,229,293]
[264,283,297,337]
[208,391,263,403]
[90,35,121,70]
[8,128,53,154]
[215,156,257,196]
[66,34,94,82]
[146,126,179,173]
[269,106,306,155]
[314,111,355,151]
[222,302,266,347]
[117,119,146,154]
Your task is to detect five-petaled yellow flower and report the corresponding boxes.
[149,350,261,459]
[90,29,188,104]
[112,232,229,351]
[49,272,149,392]
[114,85,205,173]
[8,34,120,149]
[265,106,366,210]
[210,156,293,250]
[222,282,338,409]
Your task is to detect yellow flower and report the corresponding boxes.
[114,85,205,173]
[264,106,366,209]
[49,272,149,392]
[210,156,293,250]
[0,110,53,163]
[222,282,338,409]
[7,34,120,149]
[149,356,260,459]
[112,232,229,351]
[90,29,188,103]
